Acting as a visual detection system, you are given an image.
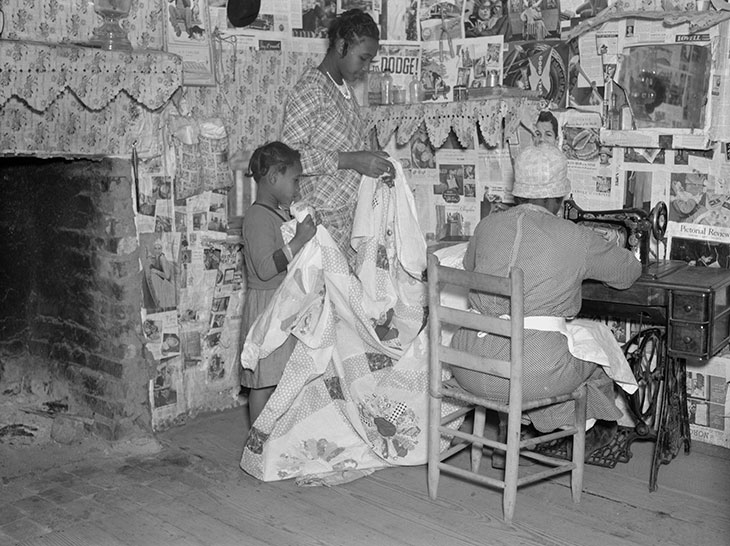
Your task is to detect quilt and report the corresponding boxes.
[240,165,438,484]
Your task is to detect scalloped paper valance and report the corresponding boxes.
[362,92,542,150]
[0,40,183,112]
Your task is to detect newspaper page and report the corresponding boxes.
[478,146,515,211]
[135,155,171,234]
[558,110,621,209]
[433,140,481,239]
[686,357,730,448]
[150,356,185,425]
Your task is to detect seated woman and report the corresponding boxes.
[450,144,642,468]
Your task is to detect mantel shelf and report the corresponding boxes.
[361,90,542,149]
[0,39,183,112]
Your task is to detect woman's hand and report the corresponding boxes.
[339,151,394,181]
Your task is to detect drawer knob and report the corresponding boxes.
[683,336,693,344]
[684,305,693,313]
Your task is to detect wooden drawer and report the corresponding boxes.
[669,322,708,357]
[672,292,710,322]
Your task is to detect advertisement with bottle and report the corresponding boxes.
[353,41,422,106]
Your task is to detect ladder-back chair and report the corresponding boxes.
[426,254,587,523]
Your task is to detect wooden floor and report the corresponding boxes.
[2,405,729,546]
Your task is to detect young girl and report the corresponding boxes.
[240,141,316,428]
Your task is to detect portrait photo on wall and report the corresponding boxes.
[464,0,513,41]
[435,164,465,195]
[504,0,561,42]
[140,233,178,314]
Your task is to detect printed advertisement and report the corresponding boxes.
[419,0,464,43]
[686,357,730,448]
[502,40,570,108]
[420,35,502,102]
[164,0,216,86]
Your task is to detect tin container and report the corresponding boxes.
[454,86,469,101]
[486,70,500,88]
[393,86,407,105]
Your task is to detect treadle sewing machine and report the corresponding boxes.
[563,198,730,491]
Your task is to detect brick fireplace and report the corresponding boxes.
[0,157,154,441]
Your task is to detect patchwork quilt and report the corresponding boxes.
[240,168,438,484]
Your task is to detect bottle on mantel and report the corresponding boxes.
[368,69,382,106]
[380,68,393,105]
[408,74,424,104]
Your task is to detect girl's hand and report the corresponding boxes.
[291,215,317,255]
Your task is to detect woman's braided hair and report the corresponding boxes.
[327,8,379,55]
[245,141,300,183]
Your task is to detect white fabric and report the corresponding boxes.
[390,158,428,278]
[352,158,426,279]
[518,315,638,394]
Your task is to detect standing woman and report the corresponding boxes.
[281,8,394,264]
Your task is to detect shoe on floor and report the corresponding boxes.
[490,425,540,469]
[584,420,618,460]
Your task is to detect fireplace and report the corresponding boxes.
[0,157,154,442]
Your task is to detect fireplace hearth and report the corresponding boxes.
[0,157,154,442]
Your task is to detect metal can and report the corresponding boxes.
[487,70,499,88]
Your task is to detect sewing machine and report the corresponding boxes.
[564,198,730,490]
[563,198,668,267]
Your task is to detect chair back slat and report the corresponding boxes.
[434,261,513,297]
[437,345,511,378]
[436,306,513,337]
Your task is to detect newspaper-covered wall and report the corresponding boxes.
[136,146,244,431]
[686,357,730,448]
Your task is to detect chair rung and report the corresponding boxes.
[522,427,579,449]
[440,384,581,415]
[440,386,508,413]
[522,392,579,411]
[437,426,500,453]
[516,463,576,487]
[437,463,506,491]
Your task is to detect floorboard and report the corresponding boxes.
[5,406,729,546]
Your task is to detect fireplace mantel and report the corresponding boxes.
[0,40,183,158]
